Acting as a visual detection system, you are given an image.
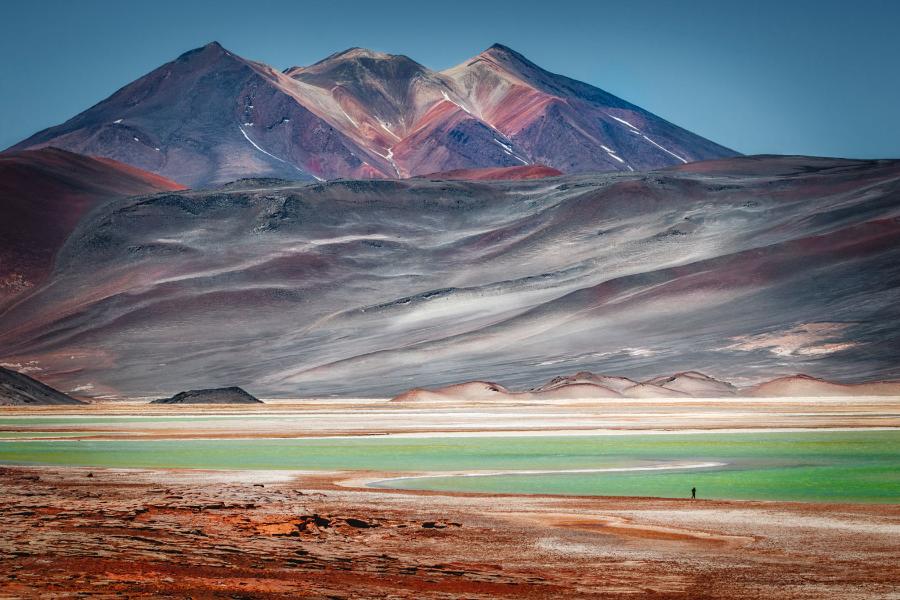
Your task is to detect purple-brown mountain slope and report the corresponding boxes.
[7,44,385,186]
[0,155,897,398]
[417,165,563,181]
[9,43,738,186]
[442,44,737,172]
[0,148,184,309]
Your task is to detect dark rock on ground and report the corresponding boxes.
[150,386,261,404]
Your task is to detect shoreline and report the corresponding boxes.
[0,425,898,442]
[358,461,728,489]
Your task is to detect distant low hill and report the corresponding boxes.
[0,366,86,406]
[391,371,900,401]
[744,374,900,397]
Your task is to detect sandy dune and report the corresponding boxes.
[746,374,900,397]
[391,370,900,405]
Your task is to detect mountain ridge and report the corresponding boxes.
[9,42,739,186]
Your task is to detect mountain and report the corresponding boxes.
[150,386,262,404]
[8,43,388,186]
[0,155,897,398]
[283,47,515,178]
[442,44,737,172]
[9,42,738,186]
[0,147,184,308]
[0,366,86,405]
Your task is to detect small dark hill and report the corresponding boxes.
[151,386,262,404]
[0,366,87,405]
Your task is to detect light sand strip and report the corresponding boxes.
[2,426,897,442]
[366,461,727,489]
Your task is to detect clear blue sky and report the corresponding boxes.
[2,0,898,158]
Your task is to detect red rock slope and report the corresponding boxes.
[0,147,184,306]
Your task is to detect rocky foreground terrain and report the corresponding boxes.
[1,466,898,598]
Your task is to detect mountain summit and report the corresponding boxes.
[9,43,738,186]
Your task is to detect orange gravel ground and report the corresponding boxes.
[2,465,899,599]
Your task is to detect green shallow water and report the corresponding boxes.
[383,463,900,503]
[1,431,897,503]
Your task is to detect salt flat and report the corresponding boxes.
[1,396,897,439]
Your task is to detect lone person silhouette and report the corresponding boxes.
[691,486,696,500]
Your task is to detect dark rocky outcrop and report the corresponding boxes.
[0,366,87,405]
[151,386,262,404]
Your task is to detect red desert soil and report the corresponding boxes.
[1,465,898,599]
